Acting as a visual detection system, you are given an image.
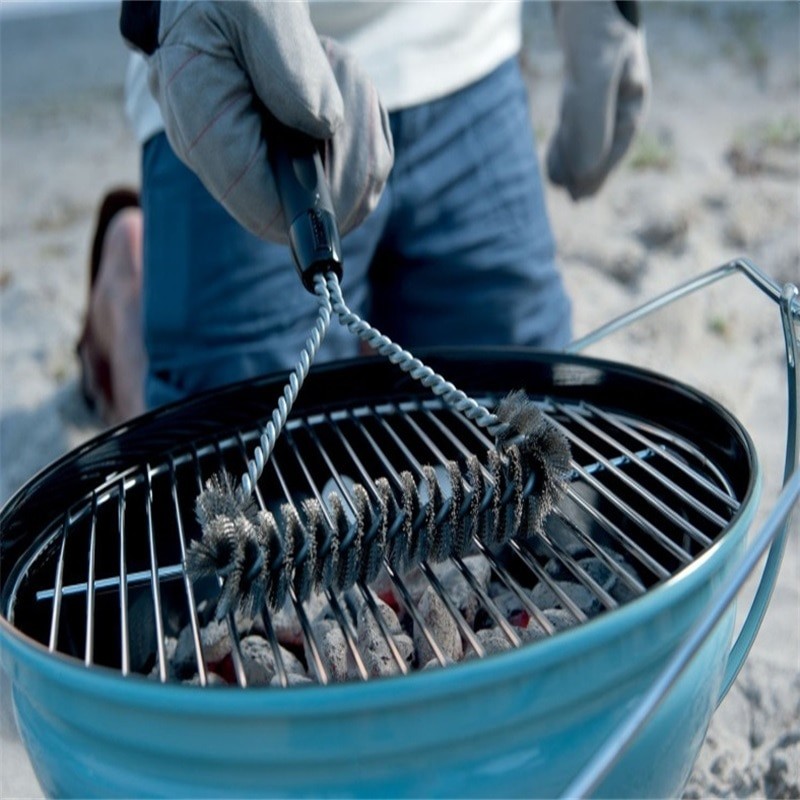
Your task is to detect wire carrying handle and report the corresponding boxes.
[562,257,800,798]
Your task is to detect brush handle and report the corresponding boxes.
[269,132,343,293]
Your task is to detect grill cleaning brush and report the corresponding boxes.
[187,139,571,618]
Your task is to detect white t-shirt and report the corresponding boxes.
[125,1,522,144]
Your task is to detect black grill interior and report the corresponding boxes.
[0,350,756,686]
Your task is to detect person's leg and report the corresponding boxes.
[77,201,147,425]
[91,208,147,422]
[141,133,390,410]
[369,58,572,351]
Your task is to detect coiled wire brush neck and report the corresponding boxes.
[188,137,569,618]
[188,270,571,618]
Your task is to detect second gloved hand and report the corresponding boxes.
[547,1,650,200]
[129,1,394,241]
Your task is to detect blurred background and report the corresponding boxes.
[1,2,798,797]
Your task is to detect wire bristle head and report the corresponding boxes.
[195,471,254,528]
[493,390,572,535]
[186,514,239,578]
[296,499,321,602]
[493,391,547,447]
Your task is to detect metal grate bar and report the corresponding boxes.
[339,411,421,542]
[555,422,714,549]
[451,556,521,647]
[47,516,69,652]
[144,467,168,683]
[173,454,208,687]
[418,561,485,659]
[325,588,369,682]
[553,402,729,531]
[626,417,738,500]
[226,606,249,688]
[585,404,739,511]
[279,419,467,674]
[411,409,638,615]
[118,480,130,676]
[375,407,470,542]
[36,565,185,601]
[290,586,329,685]
[448,402,715,565]
[259,602,289,688]
[84,495,98,667]
[550,506,654,590]
[11,391,749,686]
[556,484,670,581]
[232,435,291,688]
[211,442,248,688]
[383,561,448,667]
[355,582,411,676]
[531,531,619,611]
[370,406,489,543]
[420,407,592,623]
[473,540,556,635]
[267,450,331,686]
[328,412,389,507]
[507,539,589,624]
[568,460,693,566]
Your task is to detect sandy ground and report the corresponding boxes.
[1,2,798,797]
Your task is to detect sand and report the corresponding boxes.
[1,2,798,797]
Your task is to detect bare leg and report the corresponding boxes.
[78,207,146,425]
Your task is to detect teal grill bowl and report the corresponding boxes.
[0,351,761,798]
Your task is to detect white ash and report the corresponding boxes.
[586,552,644,604]
[174,618,232,668]
[240,635,306,686]
[465,627,515,659]
[148,636,179,680]
[402,554,491,626]
[543,609,579,632]
[256,591,330,648]
[414,585,463,665]
[307,618,351,682]
[357,599,414,677]
[182,671,227,687]
[270,672,314,688]
[530,580,603,617]
[169,545,641,685]
[545,551,644,605]
[520,618,548,643]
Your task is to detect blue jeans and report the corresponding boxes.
[141,57,571,409]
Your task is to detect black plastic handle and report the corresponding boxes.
[269,133,343,294]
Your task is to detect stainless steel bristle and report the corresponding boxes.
[188,391,572,615]
[494,391,572,534]
[291,501,316,601]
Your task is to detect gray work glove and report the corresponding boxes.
[142,1,393,241]
[547,1,650,200]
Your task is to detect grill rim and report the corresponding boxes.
[0,347,760,688]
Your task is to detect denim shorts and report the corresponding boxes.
[141,56,572,409]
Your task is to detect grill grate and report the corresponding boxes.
[7,393,741,687]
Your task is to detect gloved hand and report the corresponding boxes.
[547,1,650,200]
[123,1,394,241]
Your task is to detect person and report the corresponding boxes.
[78,0,649,425]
